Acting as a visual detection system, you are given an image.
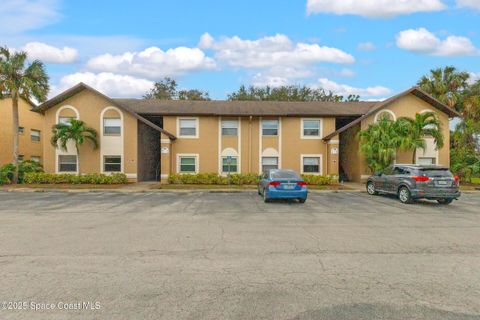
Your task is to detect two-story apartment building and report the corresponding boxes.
[35,83,458,183]
[0,97,44,166]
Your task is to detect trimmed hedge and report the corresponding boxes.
[168,173,259,185]
[0,171,10,185]
[23,173,128,184]
[300,174,333,186]
[168,173,333,185]
[471,177,480,185]
[0,160,44,184]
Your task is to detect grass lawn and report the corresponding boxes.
[470,177,480,185]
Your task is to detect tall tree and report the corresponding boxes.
[143,77,210,100]
[396,112,444,163]
[0,46,49,183]
[51,119,98,173]
[227,84,359,102]
[417,66,470,112]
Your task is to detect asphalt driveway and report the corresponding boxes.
[0,191,479,319]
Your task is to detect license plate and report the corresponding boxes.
[283,184,295,189]
[436,181,448,185]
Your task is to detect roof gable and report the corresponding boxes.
[36,83,176,140]
[322,87,460,141]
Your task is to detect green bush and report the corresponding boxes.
[23,172,128,184]
[0,161,44,184]
[301,174,333,185]
[167,173,333,186]
[168,173,260,185]
[471,177,480,185]
[0,171,10,185]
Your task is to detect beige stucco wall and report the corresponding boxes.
[42,90,138,180]
[355,93,451,181]
[0,98,44,166]
[162,115,338,179]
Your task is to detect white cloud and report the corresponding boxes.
[468,72,480,85]
[52,72,153,98]
[199,33,354,68]
[306,0,446,18]
[86,46,216,80]
[357,42,376,51]
[0,0,61,34]
[457,0,480,10]
[396,28,479,56]
[316,78,391,97]
[22,42,78,64]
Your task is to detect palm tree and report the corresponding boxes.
[51,119,98,173]
[0,47,49,183]
[397,112,444,163]
[360,116,402,172]
[417,66,469,112]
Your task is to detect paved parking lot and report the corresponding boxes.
[0,190,479,320]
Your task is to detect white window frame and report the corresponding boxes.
[261,156,279,173]
[177,154,199,174]
[300,154,323,175]
[177,117,199,139]
[261,119,279,136]
[301,118,323,139]
[221,156,238,173]
[103,155,122,173]
[58,155,78,173]
[221,120,238,136]
[30,129,41,142]
[58,117,75,125]
[103,118,122,136]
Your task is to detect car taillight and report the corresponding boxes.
[297,182,307,187]
[269,181,280,187]
[454,176,459,184]
[412,176,430,182]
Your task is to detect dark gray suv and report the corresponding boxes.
[366,165,461,204]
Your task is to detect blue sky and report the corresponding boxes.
[1,0,479,100]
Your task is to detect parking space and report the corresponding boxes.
[0,191,479,319]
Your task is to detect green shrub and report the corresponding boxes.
[301,174,333,185]
[167,173,333,186]
[0,161,44,184]
[0,171,10,185]
[23,172,128,184]
[168,173,260,185]
[471,177,480,185]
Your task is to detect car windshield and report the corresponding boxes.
[418,169,453,177]
[271,171,300,180]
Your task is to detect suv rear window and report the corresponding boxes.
[271,171,300,180]
[418,169,453,177]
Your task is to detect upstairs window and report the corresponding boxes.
[179,118,198,137]
[302,119,321,137]
[58,117,74,125]
[221,120,238,136]
[262,120,279,136]
[103,118,121,135]
[18,127,24,134]
[31,129,41,142]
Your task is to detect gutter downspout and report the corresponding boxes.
[248,116,252,173]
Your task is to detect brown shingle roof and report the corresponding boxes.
[322,87,460,141]
[113,99,378,117]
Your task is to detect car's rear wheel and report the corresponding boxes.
[263,188,270,203]
[366,181,378,195]
[398,187,413,204]
[437,198,453,205]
